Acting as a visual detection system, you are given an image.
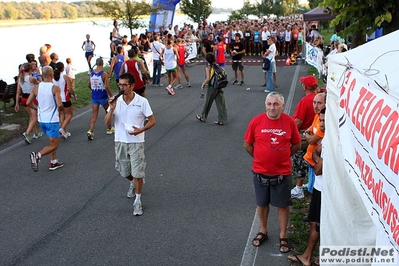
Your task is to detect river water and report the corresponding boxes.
[0,14,229,84]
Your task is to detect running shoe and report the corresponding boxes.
[59,128,68,139]
[127,183,136,198]
[66,131,71,137]
[187,82,191,87]
[87,129,94,140]
[30,152,39,172]
[291,186,305,199]
[240,81,244,86]
[22,132,31,144]
[232,80,239,85]
[133,201,143,216]
[32,133,43,139]
[165,85,174,95]
[49,161,64,171]
[106,127,115,135]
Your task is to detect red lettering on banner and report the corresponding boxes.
[374,105,391,147]
[361,94,377,137]
[355,147,399,245]
[378,111,399,174]
[352,86,366,128]
[375,179,383,206]
[393,226,399,244]
[391,207,398,233]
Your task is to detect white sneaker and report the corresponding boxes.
[127,183,136,198]
[291,186,304,199]
[133,201,143,216]
[59,128,68,139]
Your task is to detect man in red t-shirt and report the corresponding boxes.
[291,75,318,199]
[244,92,301,252]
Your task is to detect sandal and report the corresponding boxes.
[196,114,205,122]
[279,238,290,253]
[252,232,268,247]
[214,121,224,126]
[287,254,310,266]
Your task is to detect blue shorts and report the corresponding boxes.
[85,51,94,59]
[217,62,226,67]
[92,98,108,106]
[39,122,60,138]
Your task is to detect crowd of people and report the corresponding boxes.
[5,13,347,232]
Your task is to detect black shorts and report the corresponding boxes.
[62,101,72,108]
[308,188,321,232]
[252,171,292,207]
[134,87,146,96]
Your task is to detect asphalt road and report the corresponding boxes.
[0,58,308,266]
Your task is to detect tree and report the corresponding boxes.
[93,0,154,37]
[63,5,78,19]
[321,0,399,47]
[179,0,212,26]
[3,4,19,20]
[42,9,51,20]
[308,0,323,9]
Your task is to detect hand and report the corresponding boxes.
[128,126,143,136]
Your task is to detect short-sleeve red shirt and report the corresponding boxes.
[244,113,301,175]
[292,93,316,130]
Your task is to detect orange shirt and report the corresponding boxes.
[303,114,324,166]
[292,29,299,40]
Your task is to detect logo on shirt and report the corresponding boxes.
[260,129,286,135]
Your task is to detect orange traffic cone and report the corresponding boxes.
[285,56,290,66]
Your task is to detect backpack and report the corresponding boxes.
[262,57,270,71]
[211,64,228,89]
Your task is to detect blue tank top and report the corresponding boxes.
[114,55,125,79]
[90,70,108,100]
[254,31,260,43]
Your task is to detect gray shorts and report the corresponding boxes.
[115,142,146,178]
[252,171,292,207]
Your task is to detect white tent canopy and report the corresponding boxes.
[322,30,399,265]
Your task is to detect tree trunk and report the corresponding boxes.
[351,30,365,49]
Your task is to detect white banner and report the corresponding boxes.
[185,41,197,61]
[305,42,324,75]
[338,69,399,250]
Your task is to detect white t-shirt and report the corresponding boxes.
[65,64,76,79]
[261,30,270,41]
[112,93,153,143]
[267,43,276,62]
[151,41,165,60]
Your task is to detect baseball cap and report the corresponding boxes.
[299,75,318,89]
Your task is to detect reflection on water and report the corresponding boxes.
[0,14,228,84]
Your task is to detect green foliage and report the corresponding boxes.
[93,0,154,37]
[308,0,323,9]
[4,4,19,20]
[63,5,78,20]
[321,0,398,47]
[0,1,105,20]
[179,0,212,26]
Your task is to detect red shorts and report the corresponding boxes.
[21,97,38,107]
